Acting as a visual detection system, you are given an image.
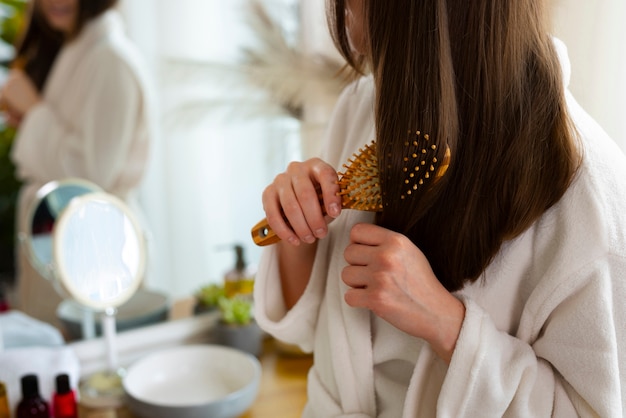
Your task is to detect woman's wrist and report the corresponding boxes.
[278,240,318,309]
[430,296,466,364]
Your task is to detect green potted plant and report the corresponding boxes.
[217,295,254,326]
[212,295,263,357]
[194,283,226,314]
[0,0,26,285]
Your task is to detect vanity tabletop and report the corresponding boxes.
[79,337,312,418]
[241,337,312,417]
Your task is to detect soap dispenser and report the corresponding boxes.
[223,245,255,298]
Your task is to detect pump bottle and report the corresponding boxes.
[223,245,254,298]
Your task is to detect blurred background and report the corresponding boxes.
[0,0,624,310]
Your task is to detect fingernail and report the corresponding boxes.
[303,235,315,244]
[329,203,340,217]
[288,237,300,246]
[315,228,326,238]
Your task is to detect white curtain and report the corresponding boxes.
[118,0,625,300]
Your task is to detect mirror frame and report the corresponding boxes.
[24,178,103,282]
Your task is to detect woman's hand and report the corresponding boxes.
[262,158,342,246]
[342,223,466,363]
[0,106,23,128]
[1,69,41,119]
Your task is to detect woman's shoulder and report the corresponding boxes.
[335,74,375,113]
[321,75,376,166]
[71,10,146,77]
[547,93,626,258]
[567,89,626,211]
[73,21,152,95]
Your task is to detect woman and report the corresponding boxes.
[254,0,626,416]
[0,0,154,326]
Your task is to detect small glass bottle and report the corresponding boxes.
[53,374,77,418]
[0,381,10,418]
[223,245,255,299]
[16,374,50,418]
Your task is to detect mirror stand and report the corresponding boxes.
[80,305,97,340]
[79,307,126,407]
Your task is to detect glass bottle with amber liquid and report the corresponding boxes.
[223,245,255,299]
[0,381,10,418]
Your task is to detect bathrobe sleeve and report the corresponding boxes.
[253,238,333,352]
[437,253,626,417]
[11,44,148,195]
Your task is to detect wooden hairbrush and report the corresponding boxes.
[251,136,450,246]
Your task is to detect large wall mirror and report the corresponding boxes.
[5,0,624,342]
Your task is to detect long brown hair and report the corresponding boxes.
[14,0,119,91]
[328,0,581,291]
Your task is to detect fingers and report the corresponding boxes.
[349,223,388,246]
[314,163,342,218]
[262,158,340,245]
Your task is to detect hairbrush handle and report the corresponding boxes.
[251,218,282,246]
[251,196,330,246]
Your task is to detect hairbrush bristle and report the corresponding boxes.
[396,131,451,200]
[336,141,382,211]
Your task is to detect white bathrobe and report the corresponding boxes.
[10,10,154,325]
[254,39,626,417]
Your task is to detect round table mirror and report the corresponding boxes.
[53,192,145,311]
[53,191,146,406]
[24,178,103,284]
[21,179,146,407]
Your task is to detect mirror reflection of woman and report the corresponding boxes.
[0,0,154,327]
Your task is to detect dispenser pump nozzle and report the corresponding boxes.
[234,245,245,271]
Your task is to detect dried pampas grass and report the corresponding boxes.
[240,0,350,119]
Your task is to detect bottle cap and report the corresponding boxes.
[56,374,71,394]
[21,374,40,398]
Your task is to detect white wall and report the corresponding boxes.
[551,0,626,153]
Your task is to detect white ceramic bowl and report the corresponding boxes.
[123,344,261,418]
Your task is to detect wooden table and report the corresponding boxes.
[79,337,312,418]
[242,338,312,417]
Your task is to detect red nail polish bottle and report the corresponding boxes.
[52,374,77,418]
